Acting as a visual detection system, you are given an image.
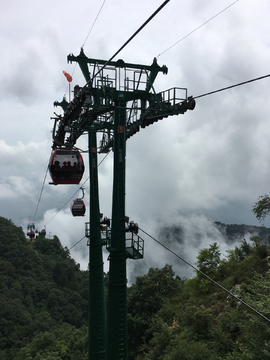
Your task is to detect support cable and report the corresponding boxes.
[63,0,107,98]
[32,152,51,223]
[81,0,107,48]
[69,235,87,251]
[45,190,80,226]
[157,0,239,58]
[193,74,270,99]
[139,227,270,324]
[84,0,171,87]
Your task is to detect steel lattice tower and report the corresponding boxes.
[51,48,195,360]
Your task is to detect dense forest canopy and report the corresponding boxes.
[1,216,270,359]
[0,217,89,360]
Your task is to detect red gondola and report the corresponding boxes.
[49,149,84,185]
[40,229,46,236]
[71,199,86,216]
[27,231,35,239]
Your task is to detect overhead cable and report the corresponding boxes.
[32,152,51,223]
[139,227,270,324]
[194,74,270,99]
[63,1,107,99]
[44,190,80,226]
[157,0,239,58]
[82,0,107,48]
[69,235,86,251]
[85,0,171,86]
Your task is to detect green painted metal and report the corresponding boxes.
[106,99,128,359]
[88,128,106,360]
[52,50,195,360]
[67,48,168,82]
[125,232,144,259]
[106,230,144,260]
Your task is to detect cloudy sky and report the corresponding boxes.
[1,0,270,279]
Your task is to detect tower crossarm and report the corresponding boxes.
[67,48,168,88]
[51,52,195,153]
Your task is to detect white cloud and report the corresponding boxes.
[127,213,256,283]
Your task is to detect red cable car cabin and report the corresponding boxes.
[49,149,84,185]
[71,199,86,216]
[27,231,35,239]
[40,229,46,236]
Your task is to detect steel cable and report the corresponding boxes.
[139,226,270,323]
[194,74,270,99]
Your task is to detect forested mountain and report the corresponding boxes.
[214,221,270,243]
[1,216,270,359]
[0,217,89,360]
[159,221,270,245]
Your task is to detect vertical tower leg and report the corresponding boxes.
[106,100,128,360]
[88,129,106,360]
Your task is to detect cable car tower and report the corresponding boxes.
[51,48,195,360]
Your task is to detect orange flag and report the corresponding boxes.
[63,70,72,82]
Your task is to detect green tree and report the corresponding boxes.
[195,242,221,276]
[0,216,89,359]
[127,264,180,359]
[16,323,88,360]
[252,194,270,222]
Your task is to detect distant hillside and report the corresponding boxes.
[158,221,270,246]
[214,221,270,243]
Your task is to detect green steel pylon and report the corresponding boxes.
[106,100,128,359]
[51,49,195,360]
[88,128,106,360]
